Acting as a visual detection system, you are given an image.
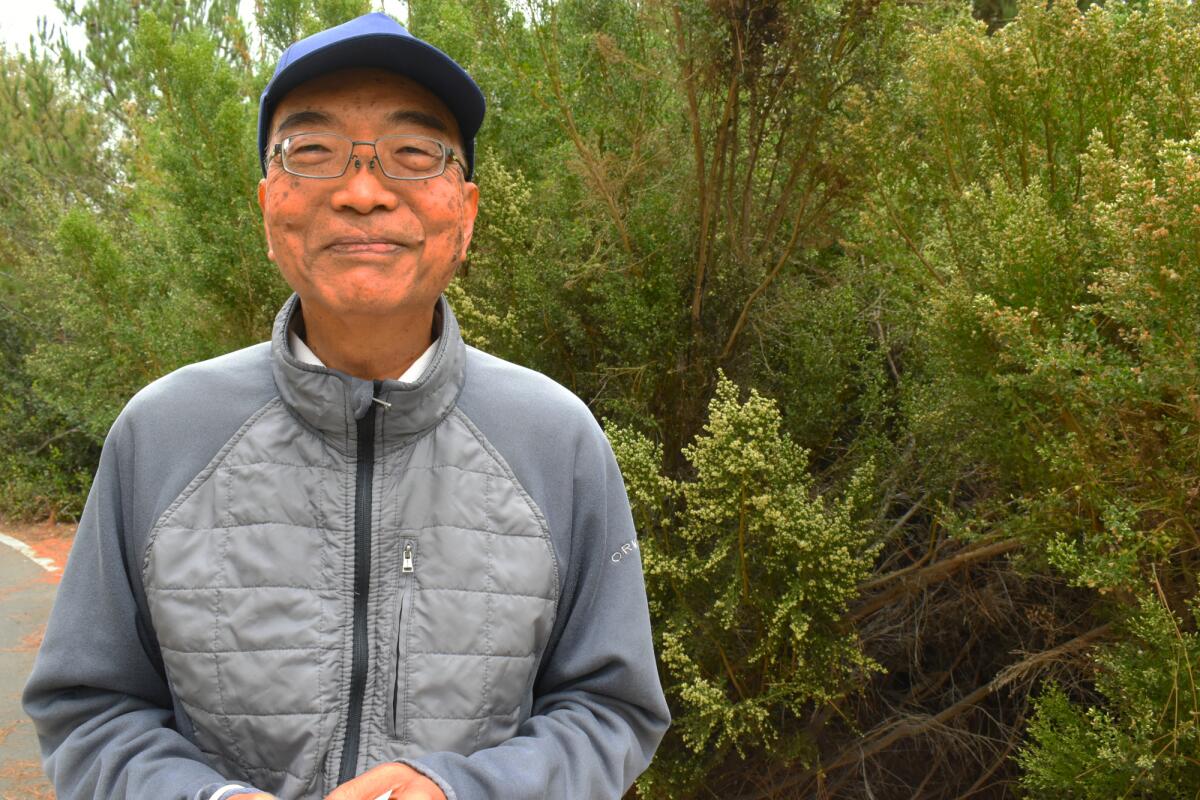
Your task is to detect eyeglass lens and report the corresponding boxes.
[281,134,447,179]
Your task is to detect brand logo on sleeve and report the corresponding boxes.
[610,538,640,564]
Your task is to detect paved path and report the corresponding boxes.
[0,528,64,799]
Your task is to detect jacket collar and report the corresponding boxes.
[270,293,466,454]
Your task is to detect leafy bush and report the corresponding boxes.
[611,375,879,797]
[1020,597,1200,797]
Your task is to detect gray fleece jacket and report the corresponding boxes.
[23,295,670,800]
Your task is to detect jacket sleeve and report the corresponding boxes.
[21,415,261,800]
[404,424,671,800]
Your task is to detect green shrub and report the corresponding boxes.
[1020,597,1200,797]
[611,375,879,797]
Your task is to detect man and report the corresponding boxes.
[23,13,669,800]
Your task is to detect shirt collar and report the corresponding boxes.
[288,328,438,384]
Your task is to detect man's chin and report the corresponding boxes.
[300,288,434,321]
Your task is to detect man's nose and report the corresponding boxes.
[331,145,400,214]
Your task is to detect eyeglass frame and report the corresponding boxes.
[264,132,466,181]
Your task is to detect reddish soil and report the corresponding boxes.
[0,521,75,585]
[0,578,41,604]
[0,521,75,544]
[0,758,54,799]
[0,626,45,655]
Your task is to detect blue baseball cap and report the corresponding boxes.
[258,13,485,180]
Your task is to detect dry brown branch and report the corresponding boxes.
[950,711,1027,800]
[747,623,1113,800]
[759,133,816,250]
[847,623,1110,765]
[882,491,931,541]
[851,538,1023,621]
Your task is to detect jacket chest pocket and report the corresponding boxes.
[387,533,554,754]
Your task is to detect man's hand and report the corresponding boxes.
[324,763,447,800]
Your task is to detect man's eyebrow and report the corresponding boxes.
[387,110,448,133]
[274,110,335,136]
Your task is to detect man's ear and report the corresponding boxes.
[258,178,275,262]
[459,180,479,263]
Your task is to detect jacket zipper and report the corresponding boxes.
[389,539,416,738]
[337,381,382,786]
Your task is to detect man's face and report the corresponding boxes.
[258,68,479,323]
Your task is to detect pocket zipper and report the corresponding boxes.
[390,539,416,738]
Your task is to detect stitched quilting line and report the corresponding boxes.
[157,515,542,542]
[152,585,330,592]
[390,522,546,539]
[419,586,555,601]
[212,518,254,775]
[181,698,325,717]
[221,460,338,471]
[407,650,536,659]
[372,410,396,748]
[152,522,345,534]
[327,395,353,781]
[193,747,305,786]
[315,458,332,796]
[472,473,495,751]
[244,764,304,780]
[321,398,354,789]
[398,463,506,479]
[159,520,345,531]
[407,709,519,721]
[160,644,336,654]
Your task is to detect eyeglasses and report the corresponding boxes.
[266,133,463,180]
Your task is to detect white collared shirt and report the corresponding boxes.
[289,330,437,383]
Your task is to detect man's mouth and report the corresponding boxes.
[326,236,408,254]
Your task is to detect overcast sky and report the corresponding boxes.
[0,0,74,52]
[0,1,406,54]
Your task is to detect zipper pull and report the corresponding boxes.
[372,379,391,409]
[402,541,414,574]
